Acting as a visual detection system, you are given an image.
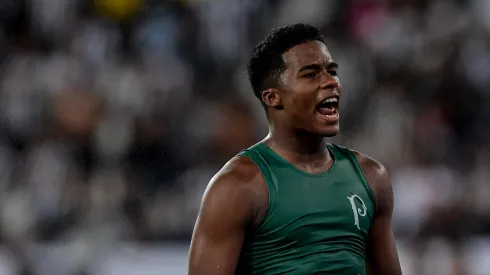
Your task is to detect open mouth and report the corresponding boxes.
[316,96,339,118]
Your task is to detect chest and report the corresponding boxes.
[257,170,375,243]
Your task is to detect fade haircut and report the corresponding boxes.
[247,23,324,102]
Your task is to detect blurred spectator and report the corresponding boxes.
[0,0,488,274]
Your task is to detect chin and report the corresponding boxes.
[320,131,338,138]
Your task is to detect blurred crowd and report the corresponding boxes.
[0,0,489,274]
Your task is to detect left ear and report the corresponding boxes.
[261,88,283,110]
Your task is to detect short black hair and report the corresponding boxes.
[247,23,324,101]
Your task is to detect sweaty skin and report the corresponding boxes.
[188,152,402,275]
[188,40,402,275]
[188,156,265,275]
[354,151,402,275]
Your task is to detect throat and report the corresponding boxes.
[270,134,327,155]
[297,156,335,174]
[264,133,334,173]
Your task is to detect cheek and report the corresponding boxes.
[286,93,306,110]
[287,95,313,121]
[281,84,315,113]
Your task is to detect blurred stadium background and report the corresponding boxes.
[0,0,489,274]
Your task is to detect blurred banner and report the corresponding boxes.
[95,0,143,20]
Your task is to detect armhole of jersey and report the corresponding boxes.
[237,149,277,231]
[333,145,376,208]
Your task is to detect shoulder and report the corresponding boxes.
[207,155,264,195]
[200,155,266,225]
[350,150,393,213]
[331,144,389,186]
[351,150,389,185]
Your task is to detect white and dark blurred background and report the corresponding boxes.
[0,0,489,274]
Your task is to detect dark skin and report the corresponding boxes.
[189,41,402,275]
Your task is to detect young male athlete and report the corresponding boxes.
[188,23,403,275]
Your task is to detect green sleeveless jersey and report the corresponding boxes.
[236,142,375,275]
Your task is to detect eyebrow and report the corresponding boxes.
[298,62,338,73]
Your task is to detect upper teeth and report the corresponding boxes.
[324,97,337,103]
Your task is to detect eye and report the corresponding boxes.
[303,72,318,79]
[328,70,338,76]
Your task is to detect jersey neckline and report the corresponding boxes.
[257,142,338,178]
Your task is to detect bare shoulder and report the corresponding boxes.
[351,151,389,186]
[200,155,266,226]
[351,150,392,213]
[205,155,264,199]
[189,156,267,274]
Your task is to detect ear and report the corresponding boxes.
[261,88,283,109]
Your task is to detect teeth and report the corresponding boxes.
[322,97,338,104]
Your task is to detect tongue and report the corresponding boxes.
[317,107,335,116]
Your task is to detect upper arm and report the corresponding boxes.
[188,156,263,275]
[354,152,402,275]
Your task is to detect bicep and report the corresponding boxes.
[366,165,402,275]
[367,211,401,275]
[189,215,246,275]
[189,175,256,275]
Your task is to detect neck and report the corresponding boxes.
[265,126,330,163]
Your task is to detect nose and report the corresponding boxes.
[319,71,339,90]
